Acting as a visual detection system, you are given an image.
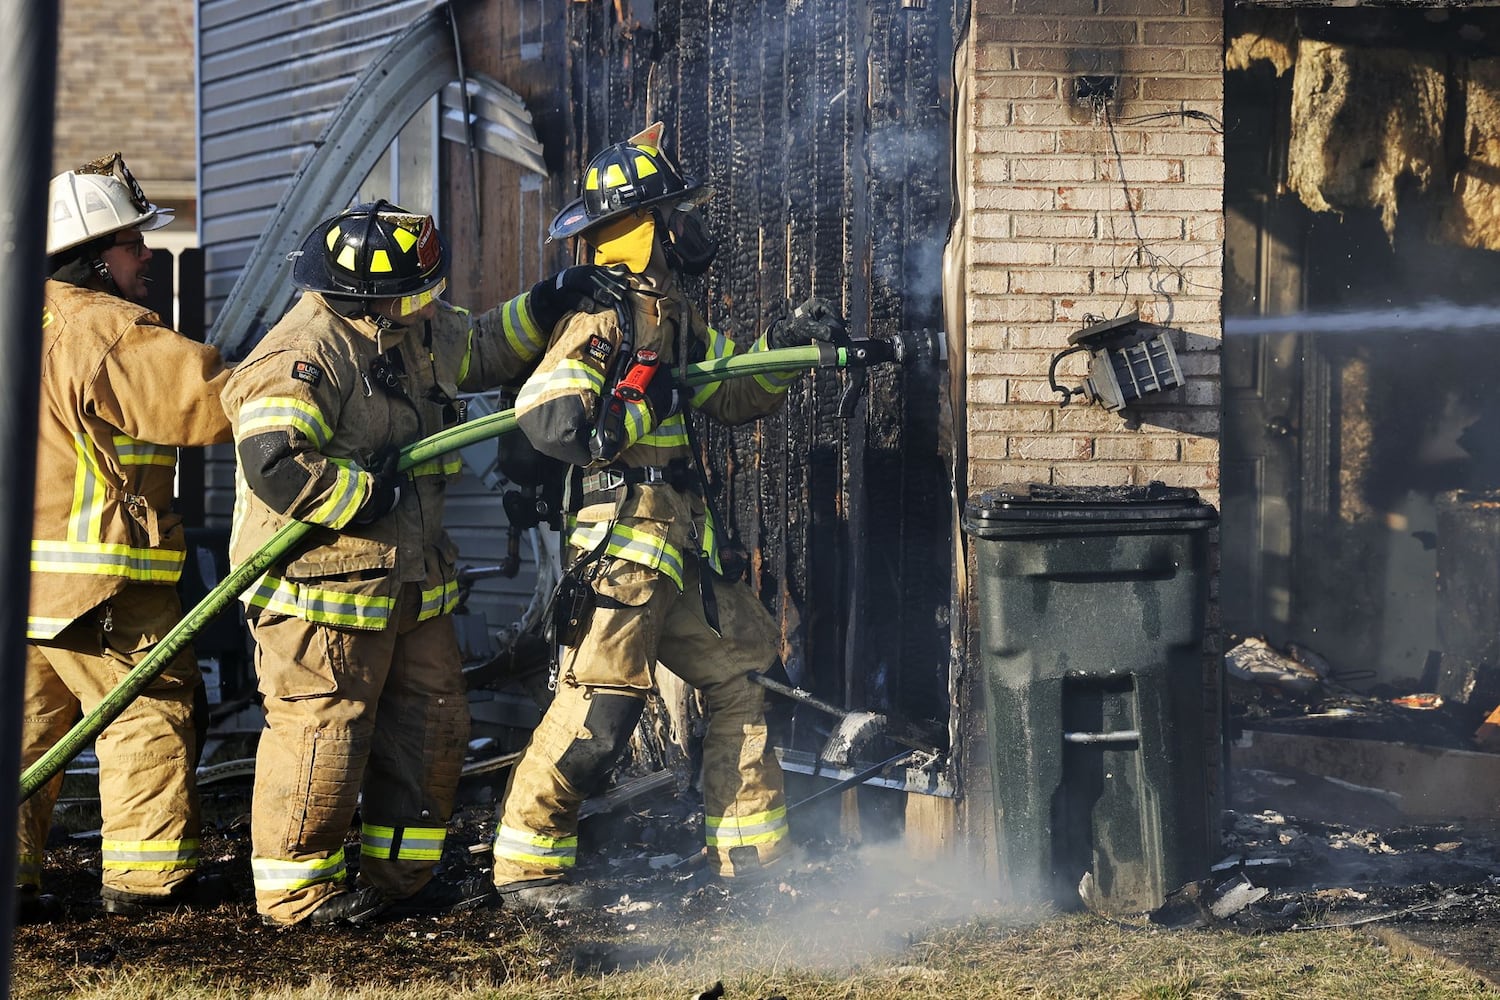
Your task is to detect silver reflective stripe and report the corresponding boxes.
[394,828,445,861]
[705,807,789,848]
[252,850,347,892]
[492,824,577,868]
[359,824,446,861]
[101,838,199,871]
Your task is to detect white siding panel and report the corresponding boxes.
[199,0,324,32]
[202,213,275,254]
[201,150,307,193]
[201,113,332,164]
[202,5,420,82]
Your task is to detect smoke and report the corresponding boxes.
[733,843,1013,968]
[867,125,951,301]
[594,840,1022,978]
[1225,301,1500,336]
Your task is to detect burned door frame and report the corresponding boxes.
[1224,58,1312,651]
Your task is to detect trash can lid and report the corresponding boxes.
[963,481,1219,527]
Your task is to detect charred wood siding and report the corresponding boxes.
[562,2,956,738]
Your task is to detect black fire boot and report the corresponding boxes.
[495,877,594,913]
[710,845,795,891]
[265,886,390,928]
[384,873,497,919]
[15,887,63,924]
[100,873,231,916]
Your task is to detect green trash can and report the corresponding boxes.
[962,482,1219,913]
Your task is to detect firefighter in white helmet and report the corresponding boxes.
[19,152,233,921]
[490,123,844,911]
[223,201,626,927]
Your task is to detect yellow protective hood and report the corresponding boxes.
[589,211,657,273]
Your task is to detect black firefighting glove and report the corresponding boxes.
[768,295,846,349]
[644,369,681,422]
[528,264,631,331]
[351,449,403,526]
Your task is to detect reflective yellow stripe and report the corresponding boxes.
[623,398,650,446]
[238,396,334,447]
[252,850,346,892]
[504,294,547,361]
[688,326,739,407]
[306,464,366,529]
[492,825,577,869]
[101,838,199,871]
[517,358,606,411]
[112,434,176,467]
[31,539,184,581]
[706,327,736,357]
[565,520,684,589]
[639,413,690,448]
[750,333,799,391]
[411,455,463,477]
[700,507,724,575]
[417,578,459,620]
[705,806,788,848]
[69,433,105,543]
[360,824,446,862]
[245,573,394,629]
[26,615,75,641]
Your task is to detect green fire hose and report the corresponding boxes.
[19,342,866,801]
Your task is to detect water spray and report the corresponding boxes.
[1224,301,1500,337]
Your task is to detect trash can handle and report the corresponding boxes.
[1062,729,1142,744]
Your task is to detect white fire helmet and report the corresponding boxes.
[46,152,172,258]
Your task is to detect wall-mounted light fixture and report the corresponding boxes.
[1047,312,1184,411]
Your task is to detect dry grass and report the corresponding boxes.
[14,911,1497,1000]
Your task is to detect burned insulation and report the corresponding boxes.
[1225,12,1297,77]
[1439,58,1500,252]
[1287,40,1446,241]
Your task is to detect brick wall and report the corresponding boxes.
[52,0,196,190]
[963,0,1223,504]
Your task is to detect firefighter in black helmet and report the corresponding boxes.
[223,201,625,928]
[490,124,844,911]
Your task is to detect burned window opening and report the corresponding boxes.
[1223,6,1500,732]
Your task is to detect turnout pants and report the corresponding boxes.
[249,583,468,925]
[492,555,788,885]
[19,584,203,897]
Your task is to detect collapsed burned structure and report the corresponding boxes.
[154,0,1500,906]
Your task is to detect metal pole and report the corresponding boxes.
[0,0,57,990]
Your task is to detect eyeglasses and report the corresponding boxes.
[111,234,148,258]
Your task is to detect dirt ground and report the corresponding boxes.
[14,758,1500,996]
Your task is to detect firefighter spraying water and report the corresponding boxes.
[486,122,851,911]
